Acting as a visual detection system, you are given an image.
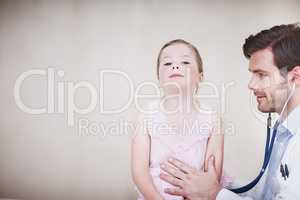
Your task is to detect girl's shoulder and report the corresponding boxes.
[193,102,222,135]
[134,99,163,126]
[194,102,218,119]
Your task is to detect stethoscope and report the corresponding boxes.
[229,113,278,193]
[229,82,296,194]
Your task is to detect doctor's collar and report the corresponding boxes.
[280,104,300,135]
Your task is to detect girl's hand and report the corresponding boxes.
[159,156,222,200]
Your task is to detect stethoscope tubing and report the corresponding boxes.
[229,114,278,194]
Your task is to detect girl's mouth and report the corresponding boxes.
[169,73,184,78]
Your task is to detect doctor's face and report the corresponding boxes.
[248,48,290,113]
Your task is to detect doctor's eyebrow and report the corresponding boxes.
[248,68,269,74]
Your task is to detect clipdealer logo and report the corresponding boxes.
[14,68,137,127]
[14,67,236,137]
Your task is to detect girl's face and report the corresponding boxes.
[158,43,202,95]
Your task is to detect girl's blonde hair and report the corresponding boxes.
[156,39,203,80]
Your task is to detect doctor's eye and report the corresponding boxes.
[163,62,172,66]
[257,73,267,78]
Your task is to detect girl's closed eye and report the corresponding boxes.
[163,62,172,66]
[182,61,190,65]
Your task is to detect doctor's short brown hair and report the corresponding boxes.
[243,23,300,74]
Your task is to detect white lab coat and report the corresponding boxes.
[217,106,300,200]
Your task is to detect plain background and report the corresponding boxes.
[0,0,300,199]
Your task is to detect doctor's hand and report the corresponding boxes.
[160,156,222,200]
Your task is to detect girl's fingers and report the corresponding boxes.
[160,163,186,180]
[167,157,196,174]
[160,173,184,188]
[164,187,184,196]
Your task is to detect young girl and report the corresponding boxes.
[131,39,224,200]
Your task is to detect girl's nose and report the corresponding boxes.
[172,66,180,70]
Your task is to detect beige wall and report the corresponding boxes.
[0,0,299,199]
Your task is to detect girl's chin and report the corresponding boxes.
[163,90,195,97]
[161,83,192,91]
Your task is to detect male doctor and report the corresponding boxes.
[160,23,300,199]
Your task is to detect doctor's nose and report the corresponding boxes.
[248,76,258,91]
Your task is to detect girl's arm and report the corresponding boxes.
[131,114,164,200]
[204,117,224,181]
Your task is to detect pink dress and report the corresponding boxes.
[136,102,218,200]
